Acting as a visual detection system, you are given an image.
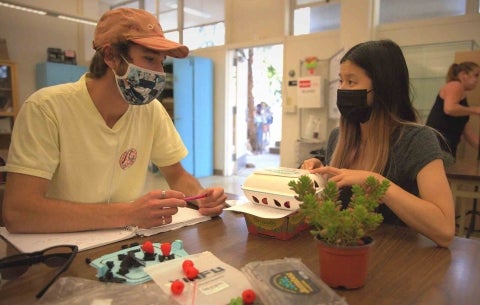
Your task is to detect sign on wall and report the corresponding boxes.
[297,75,323,108]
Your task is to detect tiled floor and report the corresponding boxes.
[237,152,281,177]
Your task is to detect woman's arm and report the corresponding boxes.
[462,122,480,150]
[380,159,455,247]
[312,159,456,247]
[443,82,480,116]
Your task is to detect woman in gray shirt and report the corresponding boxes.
[302,40,455,248]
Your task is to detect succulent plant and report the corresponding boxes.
[289,175,390,247]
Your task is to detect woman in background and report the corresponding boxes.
[426,61,480,160]
[301,39,455,247]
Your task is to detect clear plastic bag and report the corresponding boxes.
[242,257,348,305]
[37,276,171,305]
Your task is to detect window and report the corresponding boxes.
[379,0,467,24]
[293,0,340,35]
[159,9,178,32]
[183,22,225,50]
[111,0,225,50]
[111,1,139,9]
[182,0,225,49]
[184,0,223,28]
[401,40,479,122]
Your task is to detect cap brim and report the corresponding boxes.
[130,37,189,58]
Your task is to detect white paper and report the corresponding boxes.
[225,199,295,219]
[145,251,252,305]
[0,207,210,253]
[137,208,211,236]
[0,227,134,253]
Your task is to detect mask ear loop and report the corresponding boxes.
[113,56,132,78]
[120,55,130,64]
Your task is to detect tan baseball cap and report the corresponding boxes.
[93,8,189,58]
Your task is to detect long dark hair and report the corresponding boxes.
[341,39,417,123]
[331,39,419,172]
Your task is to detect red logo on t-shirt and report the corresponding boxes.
[119,148,137,170]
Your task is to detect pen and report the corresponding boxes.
[184,194,208,201]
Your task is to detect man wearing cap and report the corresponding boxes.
[2,8,227,233]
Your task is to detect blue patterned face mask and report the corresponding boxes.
[114,57,166,105]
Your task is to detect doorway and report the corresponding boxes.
[227,44,283,176]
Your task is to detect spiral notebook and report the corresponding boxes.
[0,207,210,253]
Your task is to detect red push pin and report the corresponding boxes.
[160,242,172,256]
[242,289,256,304]
[170,280,185,295]
[185,266,199,280]
[182,259,194,272]
[141,241,154,254]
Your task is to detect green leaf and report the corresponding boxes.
[289,175,389,247]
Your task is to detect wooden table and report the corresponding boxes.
[446,160,480,236]
[1,210,480,305]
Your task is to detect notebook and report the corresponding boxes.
[0,207,210,253]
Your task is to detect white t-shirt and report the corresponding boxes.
[6,75,188,203]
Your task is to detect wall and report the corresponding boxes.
[340,0,375,49]
[225,0,287,45]
[282,31,340,167]
[377,15,480,46]
[0,0,104,103]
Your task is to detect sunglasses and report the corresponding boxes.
[0,244,78,298]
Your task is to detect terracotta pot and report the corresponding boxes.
[317,239,374,289]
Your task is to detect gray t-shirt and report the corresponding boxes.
[325,125,444,225]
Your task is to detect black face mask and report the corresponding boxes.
[336,89,372,123]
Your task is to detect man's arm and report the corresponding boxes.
[2,172,187,233]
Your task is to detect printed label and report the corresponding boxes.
[270,270,320,295]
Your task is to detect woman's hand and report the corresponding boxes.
[311,166,383,188]
[300,158,323,170]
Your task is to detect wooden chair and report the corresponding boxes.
[449,180,479,236]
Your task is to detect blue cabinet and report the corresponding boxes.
[36,62,87,89]
[173,56,213,178]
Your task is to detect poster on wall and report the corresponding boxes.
[297,76,323,108]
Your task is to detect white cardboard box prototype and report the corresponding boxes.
[241,167,325,211]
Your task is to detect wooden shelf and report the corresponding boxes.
[0,112,15,117]
[0,61,19,150]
